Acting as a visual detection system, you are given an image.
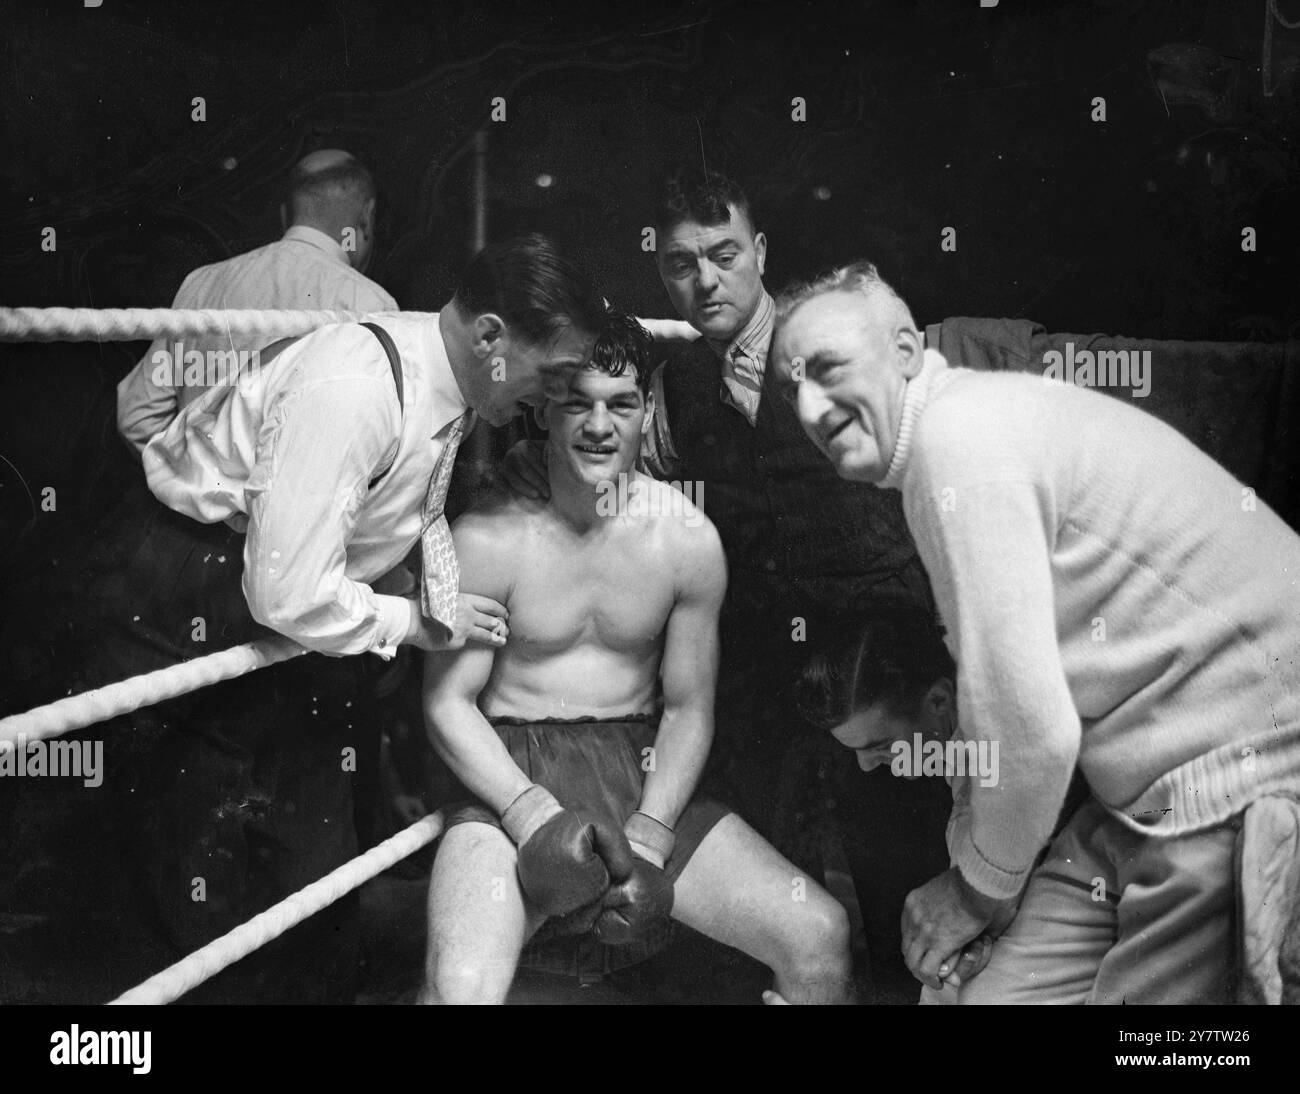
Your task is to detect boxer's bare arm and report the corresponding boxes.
[637,521,727,828]
[422,513,532,815]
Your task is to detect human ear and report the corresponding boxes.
[470,313,507,359]
[896,325,925,379]
[923,678,956,736]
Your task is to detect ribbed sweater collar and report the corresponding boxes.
[881,348,950,490]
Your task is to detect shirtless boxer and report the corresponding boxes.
[419,311,852,1004]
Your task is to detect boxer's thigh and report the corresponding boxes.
[1089,820,1238,1005]
[956,802,1119,1005]
[423,821,537,1003]
[673,812,846,968]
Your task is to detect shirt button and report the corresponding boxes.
[703,433,717,447]
[763,558,777,572]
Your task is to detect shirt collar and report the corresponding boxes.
[282,224,351,266]
[705,290,775,365]
[426,312,470,437]
[881,348,950,489]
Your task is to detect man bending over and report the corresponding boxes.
[420,311,851,1004]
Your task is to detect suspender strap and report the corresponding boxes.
[361,321,404,489]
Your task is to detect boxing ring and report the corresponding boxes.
[0,306,446,1004]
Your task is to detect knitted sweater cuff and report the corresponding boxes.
[951,826,1033,902]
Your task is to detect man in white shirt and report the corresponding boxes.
[116,149,397,454]
[69,234,606,1002]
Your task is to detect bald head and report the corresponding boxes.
[283,149,378,271]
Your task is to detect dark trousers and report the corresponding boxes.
[56,479,380,1003]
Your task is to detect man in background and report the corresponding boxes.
[117,149,396,453]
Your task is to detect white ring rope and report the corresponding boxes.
[0,306,430,344]
[0,636,306,747]
[0,306,697,346]
[108,813,445,1005]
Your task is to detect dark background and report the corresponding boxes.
[2,0,1297,337]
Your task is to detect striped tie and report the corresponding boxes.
[722,345,764,424]
[420,410,473,632]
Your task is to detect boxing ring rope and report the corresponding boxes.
[109,813,444,1005]
[0,305,694,346]
[0,305,456,1002]
[0,306,420,343]
[0,636,306,747]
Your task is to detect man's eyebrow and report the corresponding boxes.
[706,239,742,255]
[799,352,839,373]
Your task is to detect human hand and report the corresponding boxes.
[407,593,509,651]
[498,439,550,500]
[939,932,994,990]
[635,316,701,348]
[902,867,1016,990]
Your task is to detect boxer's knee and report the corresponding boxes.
[774,892,852,999]
[420,956,506,1005]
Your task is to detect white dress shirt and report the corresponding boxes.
[142,313,466,659]
[117,224,398,453]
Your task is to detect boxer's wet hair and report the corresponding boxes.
[795,609,956,732]
[775,260,917,334]
[454,233,607,345]
[655,165,758,237]
[587,309,654,397]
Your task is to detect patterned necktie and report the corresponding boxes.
[420,410,473,632]
[721,345,764,425]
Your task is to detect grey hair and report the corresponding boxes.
[774,260,917,334]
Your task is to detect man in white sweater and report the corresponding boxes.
[769,261,1300,1003]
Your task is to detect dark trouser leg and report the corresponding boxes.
[830,755,952,996]
[708,639,830,881]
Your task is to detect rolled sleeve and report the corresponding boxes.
[118,339,181,454]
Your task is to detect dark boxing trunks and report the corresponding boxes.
[441,714,731,978]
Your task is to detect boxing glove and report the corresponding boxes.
[502,785,634,918]
[593,810,676,946]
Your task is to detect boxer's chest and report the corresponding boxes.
[505,533,674,655]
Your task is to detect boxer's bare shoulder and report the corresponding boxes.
[447,486,549,601]
[623,472,724,593]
